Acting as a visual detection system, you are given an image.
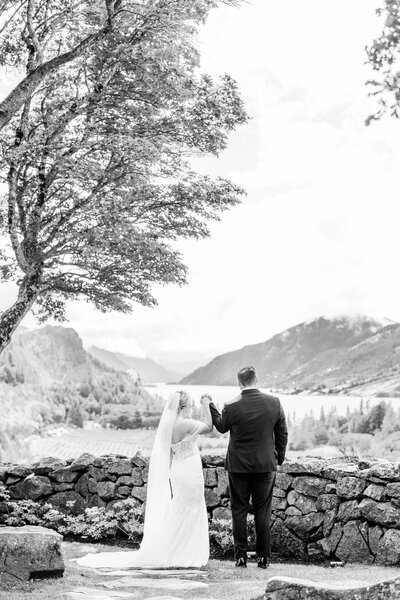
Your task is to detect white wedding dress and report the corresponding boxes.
[77,395,209,569]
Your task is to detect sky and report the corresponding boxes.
[1,0,400,373]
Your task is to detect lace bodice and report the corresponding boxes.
[171,436,199,462]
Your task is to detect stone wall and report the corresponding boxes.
[1,453,400,565]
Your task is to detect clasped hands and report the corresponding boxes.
[200,393,212,407]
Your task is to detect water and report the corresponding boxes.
[145,384,386,420]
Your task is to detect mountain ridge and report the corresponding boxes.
[180,314,400,394]
[87,346,182,383]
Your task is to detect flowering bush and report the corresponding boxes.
[5,497,144,542]
[209,518,256,558]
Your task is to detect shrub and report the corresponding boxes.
[4,497,144,542]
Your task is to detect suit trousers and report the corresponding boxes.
[228,471,276,560]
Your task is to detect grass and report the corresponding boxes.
[3,541,400,600]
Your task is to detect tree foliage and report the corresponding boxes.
[0,0,248,352]
[366,1,400,123]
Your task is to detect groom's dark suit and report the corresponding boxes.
[209,389,288,561]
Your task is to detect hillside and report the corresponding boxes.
[0,326,162,462]
[87,346,182,383]
[181,315,400,394]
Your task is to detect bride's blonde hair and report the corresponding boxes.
[177,390,192,413]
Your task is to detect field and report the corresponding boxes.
[27,426,341,463]
[29,428,158,460]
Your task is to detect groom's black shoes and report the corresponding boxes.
[257,557,270,569]
[235,557,247,568]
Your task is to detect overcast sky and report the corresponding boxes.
[2,0,400,372]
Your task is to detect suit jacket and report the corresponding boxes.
[209,389,288,473]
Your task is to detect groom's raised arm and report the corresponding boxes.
[209,402,230,434]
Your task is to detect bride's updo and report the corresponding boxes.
[177,390,193,415]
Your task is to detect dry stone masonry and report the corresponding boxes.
[1,453,400,565]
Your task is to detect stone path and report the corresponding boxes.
[65,564,214,600]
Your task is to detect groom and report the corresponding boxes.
[209,366,288,568]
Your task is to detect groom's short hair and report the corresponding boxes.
[237,366,257,387]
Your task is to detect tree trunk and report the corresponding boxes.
[0,273,41,355]
[0,26,110,132]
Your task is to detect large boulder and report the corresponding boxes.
[0,526,64,588]
[262,575,400,600]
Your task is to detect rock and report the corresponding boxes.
[335,521,373,563]
[323,508,338,537]
[319,522,342,557]
[50,468,80,484]
[213,507,231,521]
[280,458,326,476]
[271,518,307,557]
[307,542,324,559]
[337,500,361,523]
[287,490,317,514]
[88,466,109,482]
[275,473,293,491]
[69,453,96,471]
[367,462,399,480]
[316,494,340,511]
[263,575,400,600]
[326,483,337,494]
[9,475,53,500]
[336,476,366,499]
[376,529,400,565]
[87,495,107,509]
[363,483,387,501]
[285,513,324,541]
[116,476,133,487]
[131,468,143,486]
[47,491,86,515]
[131,452,149,468]
[131,486,147,503]
[0,525,64,588]
[53,482,75,492]
[386,482,400,499]
[31,457,66,475]
[107,460,132,476]
[285,506,302,517]
[141,466,149,483]
[6,465,32,479]
[87,478,97,494]
[117,486,131,497]
[75,474,90,498]
[272,497,287,511]
[273,488,286,498]
[97,481,117,500]
[216,468,229,497]
[292,476,330,497]
[368,525,384,556]
[359,498,400,527]
[204,488,220,509]
[203,469,217,487]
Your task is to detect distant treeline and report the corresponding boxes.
[289,399,400,460]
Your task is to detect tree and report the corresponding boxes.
[366,1,400,124]
[0,0,243,130]
[0,0,248,353]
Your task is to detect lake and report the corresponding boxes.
[144,384,390,420]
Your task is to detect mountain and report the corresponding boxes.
[181,315,400,395]
[87,346,182,384]
[0,325,108,387]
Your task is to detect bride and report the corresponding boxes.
[77,390,213,569]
